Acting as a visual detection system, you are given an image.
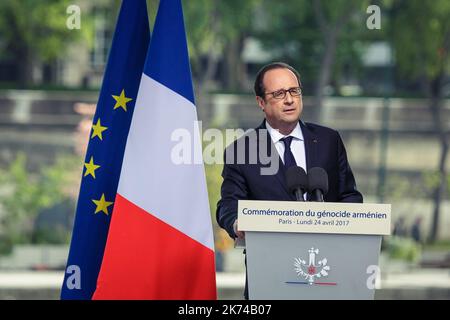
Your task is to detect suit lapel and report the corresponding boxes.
[256,121,290,195]
[300,121,318,171]
[300,121,318,201]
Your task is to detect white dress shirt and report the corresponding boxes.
[265,121,307,174]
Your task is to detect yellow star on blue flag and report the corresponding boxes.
[112,89,133,111]
[92,194,114,215]
[84,156,101,179]
[91,118,108,141]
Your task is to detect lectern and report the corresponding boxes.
[237,200,391,300]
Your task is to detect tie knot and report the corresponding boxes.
[281,136,294,148]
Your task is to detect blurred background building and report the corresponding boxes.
[0,0,449,299]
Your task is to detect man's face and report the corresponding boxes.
[256,68,303,130]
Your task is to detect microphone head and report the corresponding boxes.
[308,167,329,195]
[286,166,308,194]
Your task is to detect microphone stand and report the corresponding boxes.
[295,189,305,201]
[313,189,324,202]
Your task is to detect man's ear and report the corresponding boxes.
[256,96,265,112]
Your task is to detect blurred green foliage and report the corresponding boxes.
[0,153,81,254]
[423,171,450,196]
[184,0,261,58]
[205,163,223,226]
[32,224,72,245]
[202,129,226,225]
[0,0,93,86]
[183,0,263,91]
[257,0,371,92]
[391,0,450,80]
[384,236,421,262]
[0,0,447,98]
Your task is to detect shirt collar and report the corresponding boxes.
[265,120,304,143]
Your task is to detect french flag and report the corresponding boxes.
[93,0,217,299]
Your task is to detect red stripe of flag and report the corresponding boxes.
[93,194,217,300]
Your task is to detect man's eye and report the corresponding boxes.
[273,90,284,97]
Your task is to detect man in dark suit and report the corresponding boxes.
[215,62,363,299]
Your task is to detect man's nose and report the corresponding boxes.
[284,92,294,104]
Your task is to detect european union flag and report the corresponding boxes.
[61,0,150,299]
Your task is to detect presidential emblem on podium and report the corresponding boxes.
[294,247,336,286]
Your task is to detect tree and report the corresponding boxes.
[0,153,80,253]
[0,0,92,87]
[183,0,262,93]
[257,0,370,120]
[390,0,450,242]
[311,0,369,116]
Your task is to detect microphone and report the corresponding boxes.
[286,166,308,201]
[308,167,329,202]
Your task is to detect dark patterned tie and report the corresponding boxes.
[280,136,297,168]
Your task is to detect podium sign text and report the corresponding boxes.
[238,201,391,236]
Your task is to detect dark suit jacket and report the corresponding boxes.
[216,120,363,239]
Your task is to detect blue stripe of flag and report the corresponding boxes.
[143,0,195,105]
